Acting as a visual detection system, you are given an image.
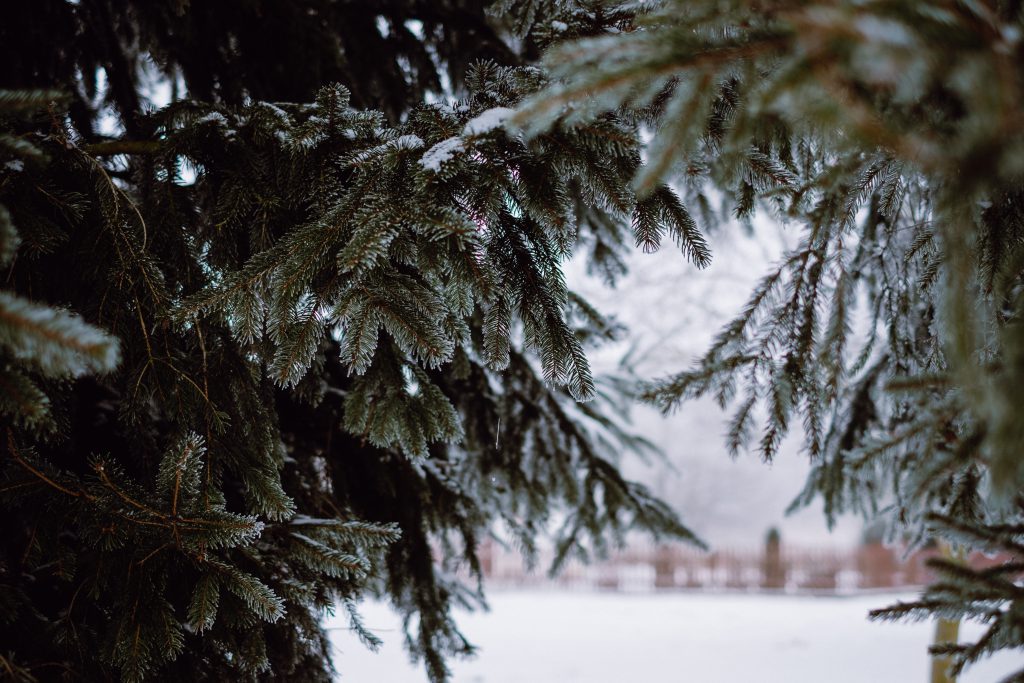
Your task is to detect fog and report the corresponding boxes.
[567,215,863,548]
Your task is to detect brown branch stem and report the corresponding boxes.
[83,140,161,156]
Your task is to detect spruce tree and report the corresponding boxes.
[515,1,1024,678]
[6,1,1022,681]
[0,3,702,681]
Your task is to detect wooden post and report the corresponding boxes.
[762,527,785,589]
[479,537,494,578]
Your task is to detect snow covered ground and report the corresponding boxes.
[328,590,1021,682]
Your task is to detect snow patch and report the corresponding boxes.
[462,107,515,137]
[551,20,568,31]
[260,102,290,123]
[196,112,229,126]
[288,516,346,526]
[425,102,459,119]
[328,591,1023,683]
[419,137,465,172]
[404,19,425,39]
[392,134,424,149]
[4,160,24,173]
[354,135,424,163]
[298,131,328,149]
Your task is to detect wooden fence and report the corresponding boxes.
[476,538,1010,595]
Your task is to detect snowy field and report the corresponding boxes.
[327,591,1021,682]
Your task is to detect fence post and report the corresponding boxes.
[762,528,785,590]
[654,545,676,589]
[857,541,897,588]
[480,537,494,578]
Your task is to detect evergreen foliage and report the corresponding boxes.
[516,0,1024,677]
[0,2,700,681]
[5,0,1023,680]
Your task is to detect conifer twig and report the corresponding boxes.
[6,429,82,499]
